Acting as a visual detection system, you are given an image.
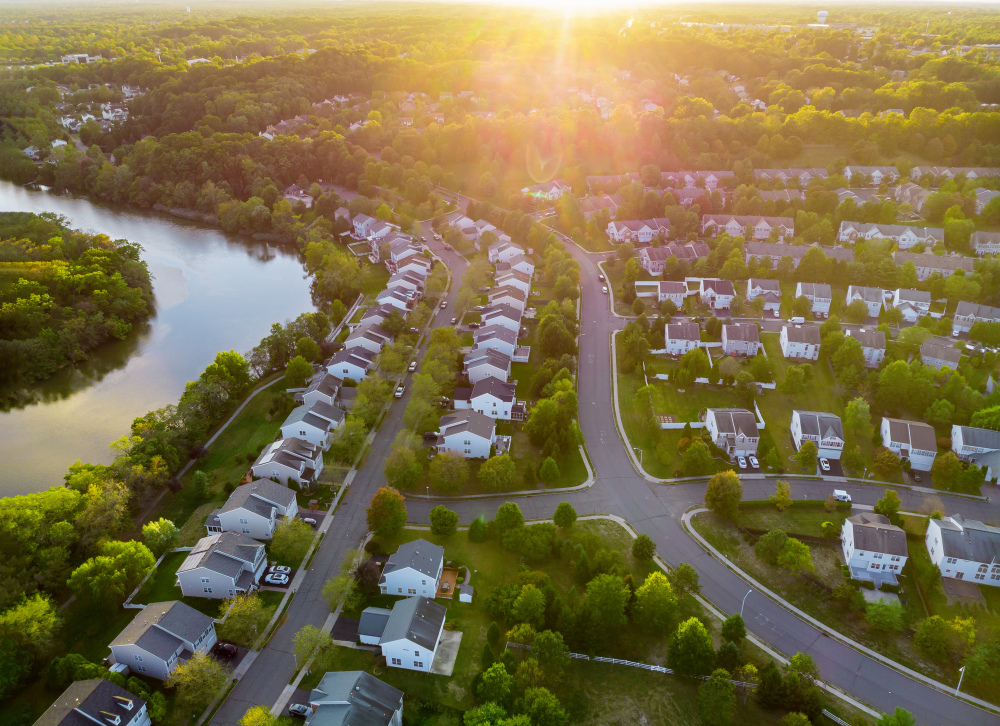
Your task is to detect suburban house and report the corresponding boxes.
[453,377,521,420]
[344,324,392,355]
[436,409,496,458]
[700,278,735,309]
[846,329,887,368]
[837,222,942,249]
[880,417,938,471]
[386,238,425,272]
[306,671,403,726]
[109,601,217,680]
[664,242,711,262]
[386,270,426,295]
[701,214,794,241]
[368,596,447,672]
[894,182,932,213]
[39,679,151,726]
[790,410,845,459]
[636,245,675,274]
[326,348,377,381]
[497,253,535,277]
[358,303,399,330]
[176,531,267,599]
[474,325,518,358]
[487,286,527,312]
[759,189,805,203]
[926,514,1000,586]
[251,437,324,487]
[396,254,433,278]
[279,402,344,448]
[298,372,341,408]
[746,242,854,269]
[661,169,734,190]
[352,213,375,238]
[579,193,625,219]
[379,538,445,596]
[376,288,416,312]
[794,282,832,317]
[951,425,1000,479]
[972,230,1000,256]
[842,165,900,185]
[721,324,761,357]
[464,349,511,384]
[488,240,526,264]
[522,179,571,200]
[480,303,522,333]
[892,251,975,281]
[889,289,931,320]
[845,285,885,318]
[205,479,298,540]
[664,323,701,356]
[920,340,962,372]
[634,280,688,307]
[746,279,781,312]
[780,325,821,360]
[606,219,672,245]
[842,513,908,586]
[753,168,828,185]
[494,269,531,295]
[954,301,1000,333]
[705,408,760,458]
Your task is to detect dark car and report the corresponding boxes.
[213,643,238,658]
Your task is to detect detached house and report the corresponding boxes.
[791,410,844,459]
[846,329,887,368]
[637,246,675,275]
[376,288,416,312]
[926,514,1000,587]
[746,279,781,311]
[889,289,931,321]
[386,270,426,296]
[205,479,298,540]
[842,513,908,587]
[488,286,528,312]
[954,301,1000,333]
[920,341,962,372]
[488,240,526,264]
[379,539,445,596]
[435,409,496,458]
[843,165,900,185]
[780,325,821,360]
[297,372,341,408]
[251,437,324,487]
[951,425,1000,480]
[40,679,151,726]
[880,417,938,471]
[721,324,761,357]
[344,324,392,355]
[176,532,267,599]
[972,230,1000,256]
[845,286,885,318]
[109,601,217,679]
[664,323,701,356]
[453,377,521,420]
[326,348,377,381]
[306,671,403,726]
[474,325,519,358]
[705,408,760,457]
[498,254,534,278]
[480,303,522,334]
[494,269,531,295]
[464,349,511,384]
[370,597,447,672]
[794,282,832,317]
[700,279,735,309]
[522,179,571,200]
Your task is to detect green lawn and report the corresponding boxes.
[361,262,390,296]
[736,501,850,538]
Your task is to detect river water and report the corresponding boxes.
[0,182,316,497]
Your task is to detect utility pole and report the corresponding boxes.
[741,589,753,618]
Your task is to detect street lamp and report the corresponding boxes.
[740,589,753,618]
[956,665,966,696]
[426,486,430,499]
[633,447,643,465]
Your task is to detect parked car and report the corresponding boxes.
[264,573,289,585]
[737,456,747,469]
[302,517,317,526]
[819,458,831,472]
[408,360,417,372]
[469,322,480,328]
[212,643,238,658]
[395,385,405,398]
[289,704,312,719]
[450,317,458,324]
[269,565,291,574]
[602,286,608,294]
[833,489,851,503]
[748,455,759,469]
[598,274,605,281]
[443,244,451,250]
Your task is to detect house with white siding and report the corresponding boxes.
[488,240,526,264]
[973,230,1000,256]
[298,372,341,408]
[926,515,1000,587]
[453,377,520,420]
[889,289,931,316]
[307,671,403,726]
[487,286,528,312]
[664,323,701,356]
[376,597,447,672]
[326,348,377,381]
[205,479,298,540]
[480,304,521,334]
[842,513,908,586]
[497,254,535,277]
[464,349,511,384]
[634,280,688,306]
[893,251,974,281]
[379,539,444,597]
[473,325,518,358]
[952,425,1000,480]
[705,408,760,457]
[40,679,152,726]
[109,602,216,680]
[279,401,344,449]
[376,288,416,312]
[721,324,760,357]
[880,417,938,471]
[954,301,1000,333]
[842,165,899,185]
[435,410,496,458]
[920,340,962,371]
[745,242,854,269]
[386,270,426,296]
[838,222,942,249]
[344,324,392,355]
[846,329,887,368]
[790,410,844,459]
[845,285,885,318]
[636,245,676,274]
[701,215,794,241]
[251,437,324,487]
[176,532,266,600]
[494,269,531,295]
[780,325,821,360]
[745,279,781,311]
[794,282,832,317]
[700,279,735,309]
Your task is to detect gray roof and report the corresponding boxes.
[465,348,511,371]
[895,288,930,304]
[709,408,759,438]
[221,479,295,515]
[848,513,908,556]
[667,323,700,342]
[481,303,521,322]
[848,285,884,303]
[848,329,886,350]
[282,405,335,433]
[893,251,975,273]
[748,278,781,293]
[453,387,473,402]
[309,671,403,726]
[955,426,1000,450]
[35,679,147,726]
[797,282,832,299]
[659,281,687,294]
[471,376,516,403]
[921,341,962,366]
[937,514,1000,563]
[111,601,213,659]
[703,279,735,296]
[794,410,843,441]
[488,285,527,303]
[379,596,446,650]
[724,324,759,342]
[179,532,262,577]
[305,372,342,398]
[438,410,496,441]
[955,301,1000,321]
[310,400,346,424]
[358,607,392,639]
[783,325,820,345]
[884,418,937,451]
[475,325,518,346]
[382,538,444,580]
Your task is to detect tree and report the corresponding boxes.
[284,355,313,388]
[522,687,568,726]
[553,502,577,529]
[584,574,629,639]
[429,505,460,536]
[190,470,209,501]
[68,540,156,609]
[874,450,902,480]
[366,487,407,537]
[669,617,716,676]
[0,593,60,669]
[429,453,469,494]
[539,457,560,483]
[705,470,743,521]
[217,594,270,647]
[512,585,547,629]
[682,440,714,475]
[844,398,872,439]
[915,615,969,661]
[385,442,422,489]
[842,445,865,476]
[780,365,807,396]
[465,702,507,726]
[844,299,869,323]
[874,489,902,526]
[756,661,785,709]
[777,538,814,573]
[354,559,382,594]
[239,706,276,726]
[292,624,331,666]
[878,708,916,726]
[698,669,736,726]
[668,562,701,596]
[495,502,524,533]
[532,630,570,679]
[791,296,812,318]
[865,600,904,632]
[479,455,517,490]
[755,530,789,566]
[778,714,811,726]
[477,663,514,703]
[634,572,677,633]
[166,652,228,716]
[487,622,501,645]
[721,613,746,644]
[142,518,179,556]
[794,440,818,471]
[296,336,322,362]
[632,533,657,561]
[769,480,792,511]
[271,519,314,565]
[481,642,495,669]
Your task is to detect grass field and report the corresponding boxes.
[736,502,850,538]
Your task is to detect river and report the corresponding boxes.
[0,182,317,497]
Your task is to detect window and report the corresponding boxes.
[133,655,143,662]
[204,587,213,594]
[407,588,416,595]
[873,553,883,560]
[392,658,401,666]
[979,564,988,573]
[414,661,423,668]
[242,528,250,533]
[947,557,957,564]
[240,518,248,524]
[397,588,402,594]
[891,556,900,562]
[137,666,147,673]
[201,577,210,583]
[422,580,426,585]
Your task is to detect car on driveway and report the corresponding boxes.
[264,573,289,585]
[819,458,831,472]
[303,517,317,526]
[748,455,759,469]
[212,643,238,658]
[737,456,747,469]
[833,489,851,503]
[269,565,291,574]
[289,704,312,719]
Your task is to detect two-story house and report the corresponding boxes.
[845,286,885,318]
[664,323,701,356]
[889,289,931,323]
[344,324,393,356]
[176,532,267,600]
[972,230,1000,256]
[794,282,832,317]
[488,240,526,264]
[842,513,908,587]
[326,348,377,381]
[880,417,938,471]
[745,242,854,270]
[205,479,298,541]
[721,324,761,357]
[297,372,341,408]
[700,279,735,310]
[746,279,782,313]
[926,514,1000,587]
[379,539,445,597]
[780,325,821,360]
[634,281,687,307]
[701,215,794,241]
[307,671,404,726]
[109,601,217,679]
[473,325,518,358]
[251,437,324,487]
[920,340,962,372]
[790,410,844,459]
[375,288,416,312]
[846,329,887,368]
[480,303,522,334]
[435,410,496,458]
[369,597,447,672]
[705,408,760,458]
[453,377,519,420]
[386,270,426,296]
[635,245,676,274]
[464,349,511,384]
[497,254,535,278]
[893,251,974,282]
[494,269,532,295]
[951,425,1000,480]
[40,679,151,726]
[487,286,528,312]
[953,301,1000,333]
[842,165,899,185]
[279,401,345,449]
[838,222,942,249]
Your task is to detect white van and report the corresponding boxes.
[790,316,805,324]
[833,490,851,503]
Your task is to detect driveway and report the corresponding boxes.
[430,631,463,676]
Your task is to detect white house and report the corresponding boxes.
[494,269,532,295]
[474,325,518,358]
[522,179,571,200]
[480,303,521,334]
[845,286,885,318]
[353,213,375,238]
[109,602,217,680]
[487,286,527,312]
[464,349,511,384]
[498,254,535,277]
[838,222,942,249]
[378,538,445,596]
[790,410,844,459]
[358,303,398,330]
[920,340,962,372]
[636,244,677,274]
[795,282,832,317]
[721,324,760,357]
[972,230,1000,256]
[608,220,672,246]
[893,251,975,282]
[842,513,908,587]
[40,679,151,726]
[176,532,267,600]
[746,278,781,310]
[701,215,794,241]
[298,372,341,408]
[251,437,325,487]
[746,242,854,269]
[954,301,1000,333]
[664,323,701,356]
[344,324,392,355]
[326,348,377,381]
[705,408,760,457]
[846,329,887,368]
[279,402,345,449]
[926,515,1000,587]
[890,289,931,317]
[454,377,519,420]
[375,596,447,672]
[386,270,425,295]
[880,417,938,471]
[488,240,526,264]
[951,425,1000,480]
[307,671,403,726]
[436,409,496,458]
[700,279,735,309]
[397,255,433,278]
[205,479,297,540]
[780,325,821,360]
[376,288,416,312]
[842,165,900,185]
